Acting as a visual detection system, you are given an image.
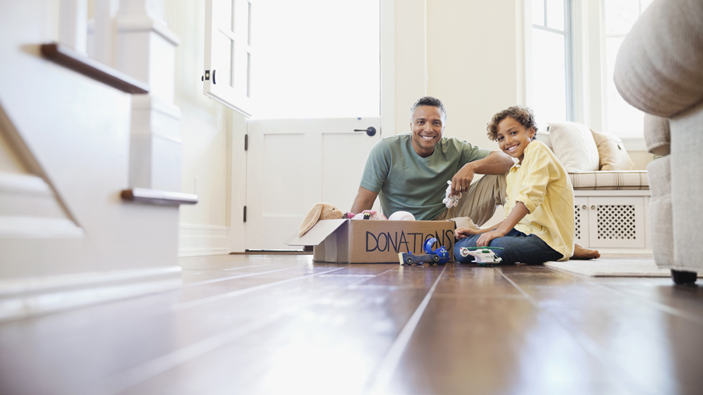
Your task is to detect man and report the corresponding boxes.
[350,96,600,259]
[351,96,513,225]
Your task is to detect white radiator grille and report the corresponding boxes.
[596,205,637,240]
[574,205,582,241]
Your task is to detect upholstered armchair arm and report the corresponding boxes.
[614,0,703,118]
[643,114,670,156]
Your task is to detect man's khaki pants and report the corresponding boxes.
[433,174,507,227]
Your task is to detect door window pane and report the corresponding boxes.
[214,33,232,87]
[604,0,640,36]
[546,0,564,30]
[602,0,652,136]
[605,37,642,135]
[531,29,567,127]
[532,0,545,27]
[234,0,250,43]
[251,0,380,119]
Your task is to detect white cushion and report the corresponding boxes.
[547,121,600,172]
[569,170,649,190]
[537,131,552,150]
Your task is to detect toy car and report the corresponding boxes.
[398,251,441,265]
[459,246,504,266]
[398,238,450,266]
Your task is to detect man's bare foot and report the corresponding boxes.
[572,243,600,260]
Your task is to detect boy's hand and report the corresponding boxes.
[477,230,505,247]
[454,227,482,239]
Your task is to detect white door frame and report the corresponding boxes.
[227,0,395,253]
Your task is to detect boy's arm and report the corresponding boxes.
[455,220,504,239]
[450,151,514,196]
[476,202,529,246]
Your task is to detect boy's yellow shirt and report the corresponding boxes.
[504,140,575,260]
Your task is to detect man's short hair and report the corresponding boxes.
[410,96,447,123]
[486,105,539,142]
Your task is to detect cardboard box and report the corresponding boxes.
[286,219,456,263]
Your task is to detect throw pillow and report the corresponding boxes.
[590,129,636,170]
[547,121,600,172]
[536,131,553,150]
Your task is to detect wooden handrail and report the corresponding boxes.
[121,188,198,206]
[40,43,149,94]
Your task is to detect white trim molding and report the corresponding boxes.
[0,217,83,238]
[0,173,83,238]
[179,224,230,256]
[0,266,182,322]
[0,173,53,197]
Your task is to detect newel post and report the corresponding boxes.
[59,0,88,54]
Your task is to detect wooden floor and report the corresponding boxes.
[1,254,703,395]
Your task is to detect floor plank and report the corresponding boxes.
[0,255,702,395]
[501,266,703,395]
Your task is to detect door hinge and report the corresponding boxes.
[243,206,247,223]
[244,134,248,151]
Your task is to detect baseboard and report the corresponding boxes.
[592,248,652,255]
[179,223,230,256]
[0,266,182,322]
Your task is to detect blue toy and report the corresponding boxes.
[424,238,450,264]
[398,238,450,266]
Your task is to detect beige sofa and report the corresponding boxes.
[614,0,703,284]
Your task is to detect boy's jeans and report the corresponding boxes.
[454,228,563,265]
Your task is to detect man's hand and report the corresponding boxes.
[450,151,513,197]
[451,163,476,196]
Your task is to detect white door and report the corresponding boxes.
[244,0,390,250]
[246,118,380,250]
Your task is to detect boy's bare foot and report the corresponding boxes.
[572,243,600,260]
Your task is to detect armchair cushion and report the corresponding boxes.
[643,114,671,156]
[614,0,703,118]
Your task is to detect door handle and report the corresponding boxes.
[353,126,376,137]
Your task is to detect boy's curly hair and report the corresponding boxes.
[486,105,538,142]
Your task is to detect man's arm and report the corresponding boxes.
[450,151,513,196]
[350,186,378,214]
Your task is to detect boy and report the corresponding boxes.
[454,106,583,264]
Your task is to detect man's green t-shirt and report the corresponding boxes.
[360,133,491,220]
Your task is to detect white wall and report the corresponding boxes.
[393,0,428,134]
[393,0,523,151]
[427,0,523,149]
